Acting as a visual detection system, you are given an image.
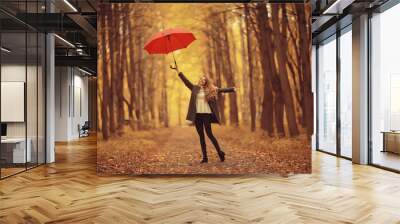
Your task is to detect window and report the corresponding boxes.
[339,28,352,158]
[317,35,337,154]
[316,26,353,158]
[370,3,400,171]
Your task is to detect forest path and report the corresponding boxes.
[98,126,311,175]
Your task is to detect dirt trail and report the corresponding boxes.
[97,126,311,175]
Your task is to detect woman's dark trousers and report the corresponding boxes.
[194,113,222,160]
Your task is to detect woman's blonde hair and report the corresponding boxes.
[198,76,217,101]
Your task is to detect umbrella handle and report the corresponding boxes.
[167,35,178,68]
[169,64,177,70]
[169,62,179,72]
[169,51,179,72]
[171,51,178,68]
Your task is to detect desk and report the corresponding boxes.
[382,131,400,154]
[1,138,31,163]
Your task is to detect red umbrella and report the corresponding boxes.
[144,28,196,68]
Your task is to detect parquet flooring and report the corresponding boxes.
[1,136,400,223]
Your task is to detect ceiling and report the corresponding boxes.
[311,0,391,43]
[0,0,97,74]
[1,0,396,74]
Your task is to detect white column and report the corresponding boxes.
[352,14,369,164]
[46,32,55,163]
[312,45,317,151]
[55,67,73,141]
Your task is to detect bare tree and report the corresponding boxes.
[244,4,256,132]
[221,13,239,126]
[296,4,313,136]
[271,4,299,136]
[99,5,109,140]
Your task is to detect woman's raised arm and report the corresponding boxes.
[170,65,194,90]
[178,72,194,90]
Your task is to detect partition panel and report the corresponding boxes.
[0,1,47,179]
[0,31,28,178]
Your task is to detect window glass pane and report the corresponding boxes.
[318,36,337,154]
[371,3,400,171]
[340,28,352,158]
[0,0,46,179]
[1,31,27,177]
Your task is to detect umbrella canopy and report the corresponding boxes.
[144,28,196,55]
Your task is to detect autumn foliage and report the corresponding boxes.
[97,3,312,175]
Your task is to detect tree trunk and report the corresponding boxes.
[116,4,125,134]
[221,13,239,126]
[212,26,226,124]
[146,57,156,127]
[108,5,116,135]
[136,34,144,129]
[239,16,250,126]
[126,11,138,131]
[256,3,275,136]
[162,58,169,127]
[244,4,256,132]
[100,8,109,140]
[269,24,285,135]
[205,29,215,80]
[273,77,285,136]
[272,4,299,136]
[296,4,313,136]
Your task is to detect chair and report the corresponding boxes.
[79,121,90,138]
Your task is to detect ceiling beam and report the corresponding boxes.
[322,0,356,14]
[55,55,97,73]
[67,13,97,41]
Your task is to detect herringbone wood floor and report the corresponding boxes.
[1,136,400,224]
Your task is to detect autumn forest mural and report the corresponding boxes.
[97,3,313,175]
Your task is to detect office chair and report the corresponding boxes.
[79,121,90,138]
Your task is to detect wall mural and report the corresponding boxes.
[97,3,313,175]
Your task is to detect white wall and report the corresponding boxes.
[1,65,26,138]
[55,67,89,141]
[1,63,46,164]
[1,65,41,137]
[55,66,70,141]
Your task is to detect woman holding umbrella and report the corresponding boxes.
[144,28,236,163]
[171,65,236,163]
